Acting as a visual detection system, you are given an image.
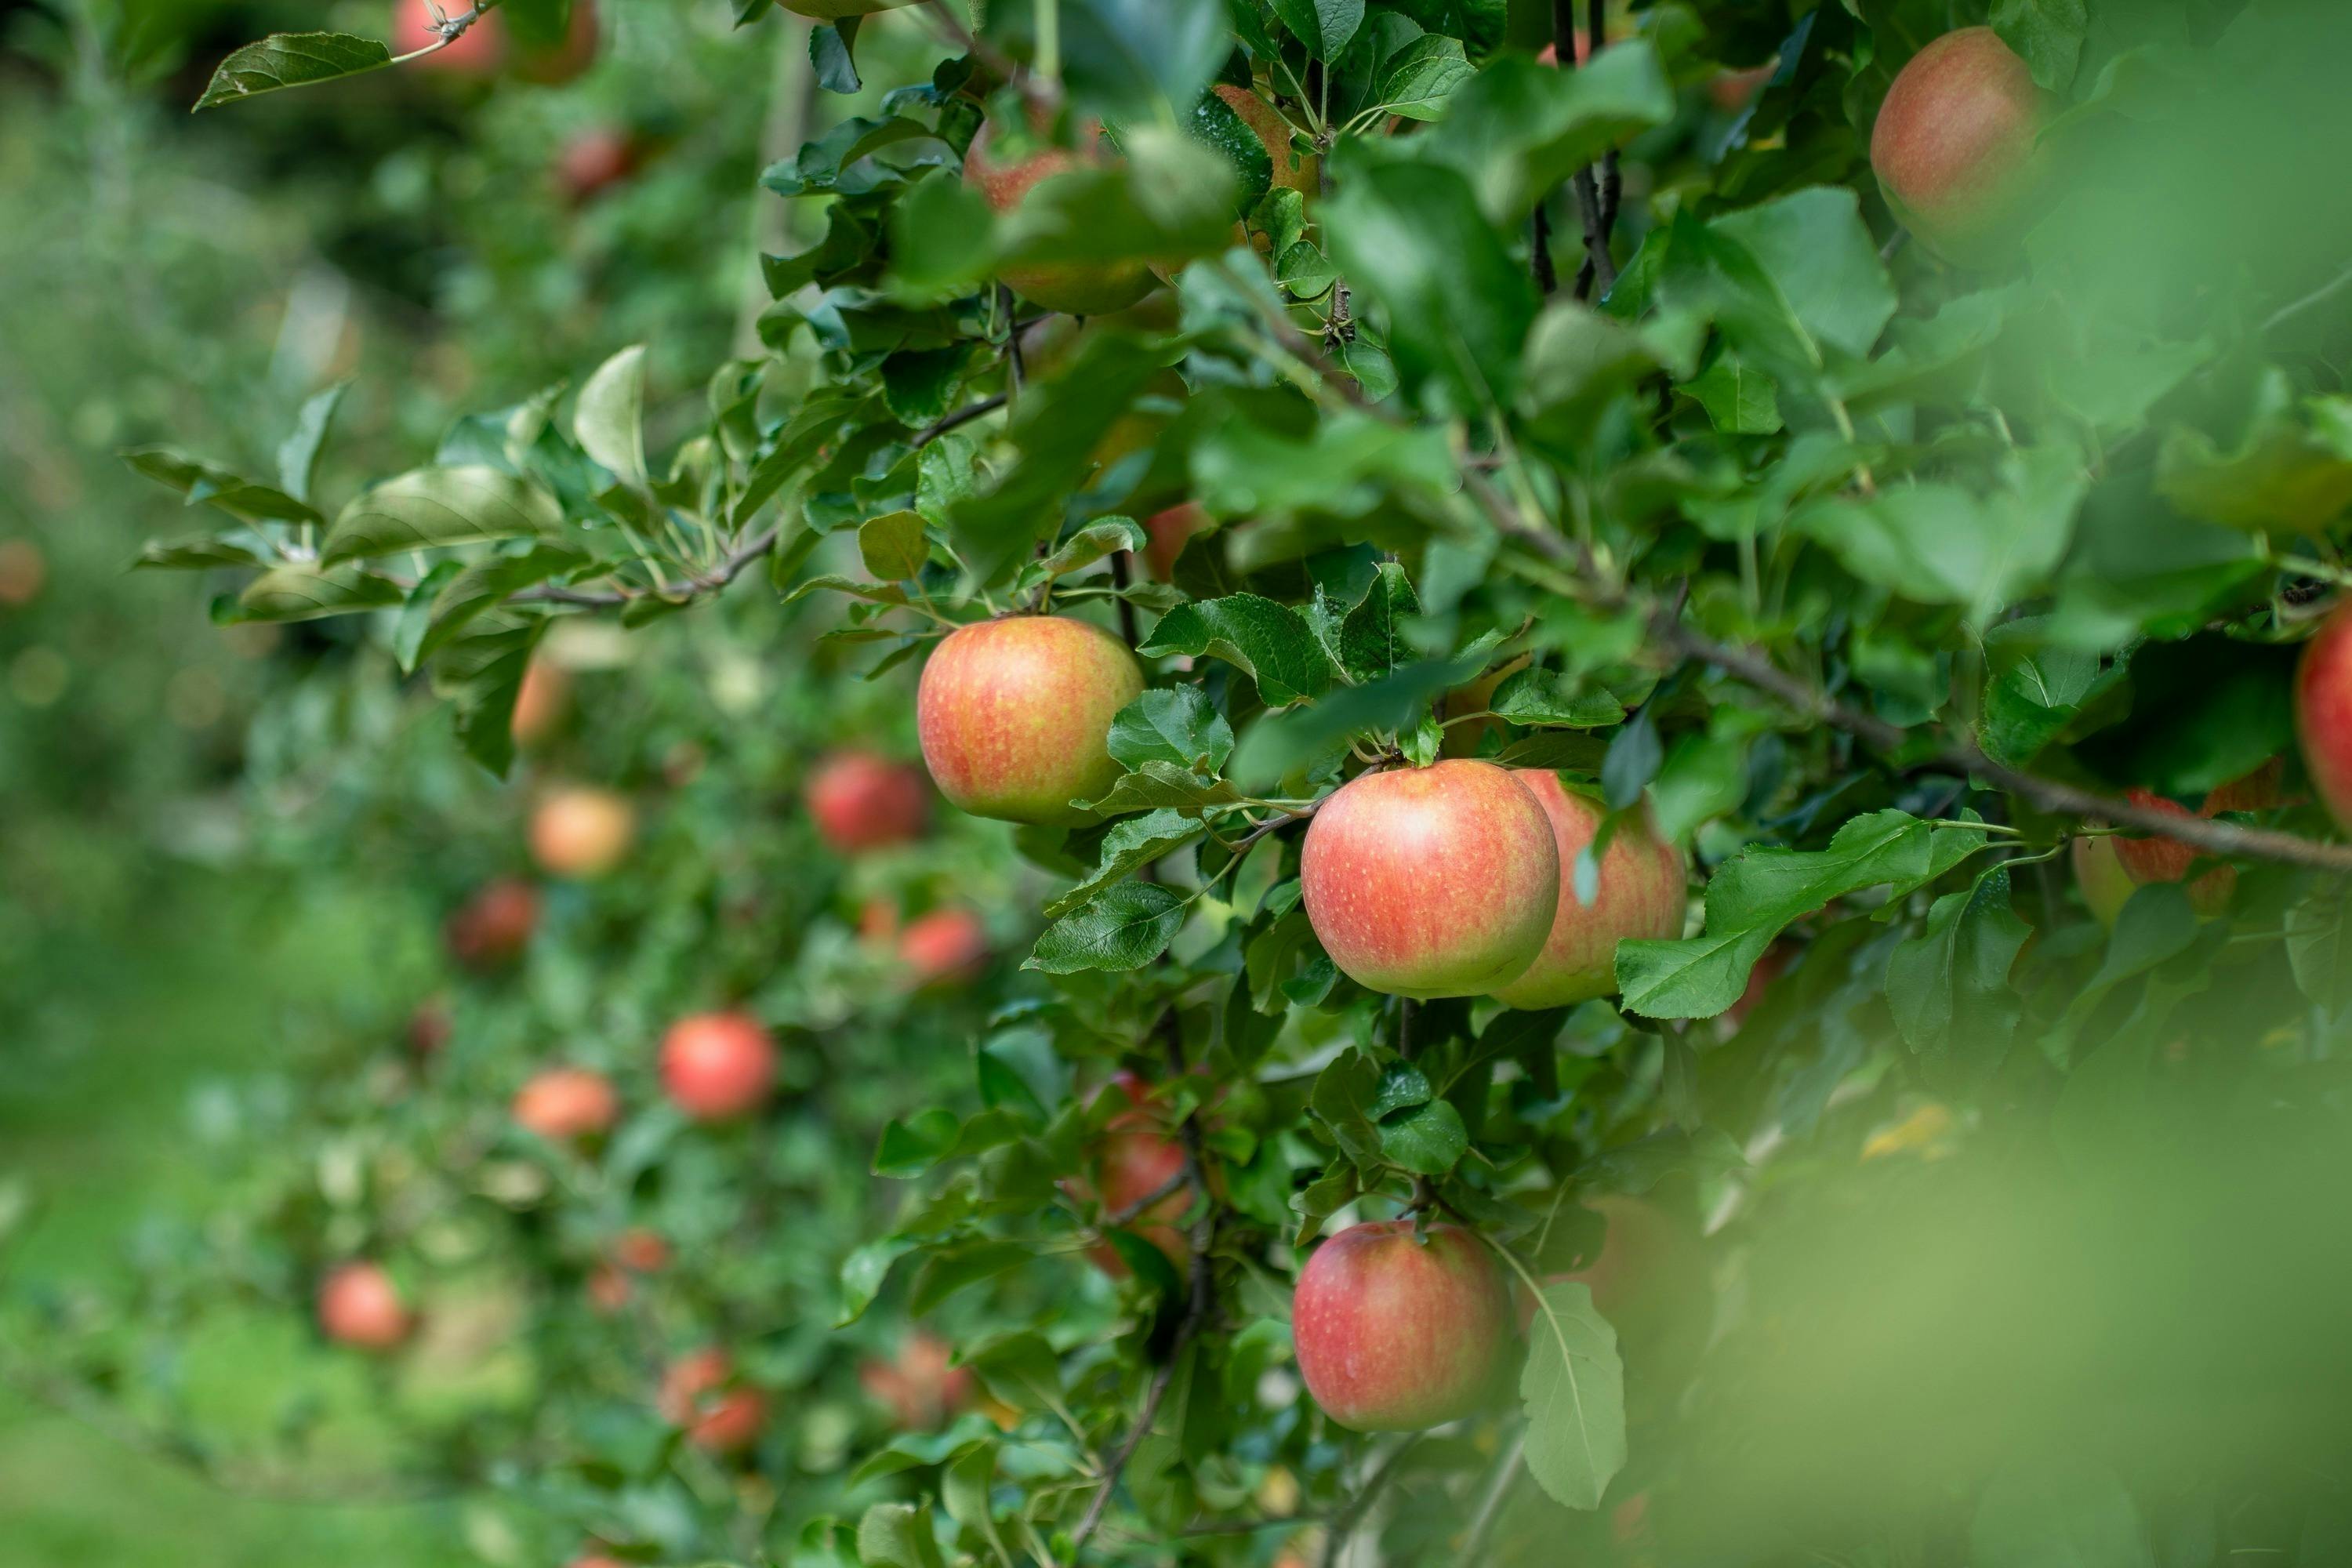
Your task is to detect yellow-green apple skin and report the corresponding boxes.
[916,616,1144,825]
[1491,771,1686,1009]
[1300,760,1560,999]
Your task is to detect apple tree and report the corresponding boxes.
[37,0,2352,1563]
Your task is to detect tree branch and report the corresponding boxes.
[1321,1433,1421,1567]
[1450,1427,1526,1568]
[913,392,1007,450]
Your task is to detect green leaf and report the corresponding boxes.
[121,448,321,525]
[321,467,561,564]
[858,510,932,582]
[1139,594,1338,706]
[1490,668,1626,729]
[2286,884,2352,1014]
[810,18,860,94]
[1991,0,2090,92]
[1885,867,2033,1059]
[416,543,590,666]
[837,1236,920,1327]
[1268,0,1363,59]
[1519,1282,1627,1512]
[575,345,649,490]
[874,1108,963,1178]
[277,381,349,503]
[1711,188,1896,361]
[1031,518,1148,583]
[232,564,403,622]
[1083,760,1245,816]
[2155,387,2352,535]
[1059,0,1230,121]
[1977,627,2125,770]
[1377,1098,1467,1174]
[1107,687,1235,774]
[1323,161,1538,417]
[1367,34,1472,121]
[1044,811,1207,919]
[1308,1054,1384,1171]
[1685,350,1782,434]
[1969,1457,2153,1568]
[1791,445,2086,626]
[1618,811,1991,1019]
[909,1240,1033,1316]
[1337,562,1421,683]
[1025,882,1189,974]
[856,1501,947,1568]
[1410,46,1675,225]
[193,32,394,111]
[134,534,270,571]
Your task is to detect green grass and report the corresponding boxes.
[0,864,464,1566]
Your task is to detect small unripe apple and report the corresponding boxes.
[1293,1221,1513,1432]
[444,877,539,970]
[1062,1074,1192,1276]
[807,750,929,852]
[2071,834,2135,927]
[318,1261,413,1351]
[391,0,504,72]
[916,615,1145,825]
[659,1348,768,1454]
[1490,773,1685,1009]
[1870,27,2050,265]
[897,907,988,989]
[859,1331,975,1430]
[530,786,635,880]
[659,1011,776,1120]
[511,1065,619,1142]
[964,121,1158,318]
[2299,606,2352,829]
[1301,760,1559,999]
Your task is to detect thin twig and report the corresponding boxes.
[918,0,1058,115]
[508,524,781,609]
[1321,1433,1422,1567]
[913,393,1008,450]
[1109,546,1142,649]
[1451,1428,1527,1568]
[1102,1164,1188,1227]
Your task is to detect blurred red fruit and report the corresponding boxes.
[318,1261,412,1351]
[444,877,539,970]
[511,1066,619,1141]
[897,908,988,989]
[807,750,929,852]
[659,1349,768,1453]
[659,1011,776,1120]
[0,539,45,606]
[860,1332,975,1429]
[558,127,638,205]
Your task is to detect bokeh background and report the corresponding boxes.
[0,2,924,1558]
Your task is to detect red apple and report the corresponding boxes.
[659,1011,776,1120]
[1300,760,1559,999]
[318,1261,413,1351]
[2111,779,2267,918]
[511,657,567,745]
[2301,602,2352,829]
[391,0,504,72]
[1490,773,1685,1009]
[916,615,1145,825]
[1710,64,1773,112]
[897,907,989,989]
[1870,27,2051,265]
[586,1265,631,1314]
[512,1065,619,1142]
[1292,1221,1513,1432]
[0,539,44,607]
[530,786,635,880]
[964,119,1159,318]
[2071,834,2135,927]
[557,128,637,205]
[659,1349,768,1454]
[567,1555,626,1568]
[613,1227,670,1273]
[445,877,539,970]
[1062,1075,1192,1276]
[508,0,597,84]
[807,750,929,852]
[1142,503,1209,581]
[860,1332,975,1430]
